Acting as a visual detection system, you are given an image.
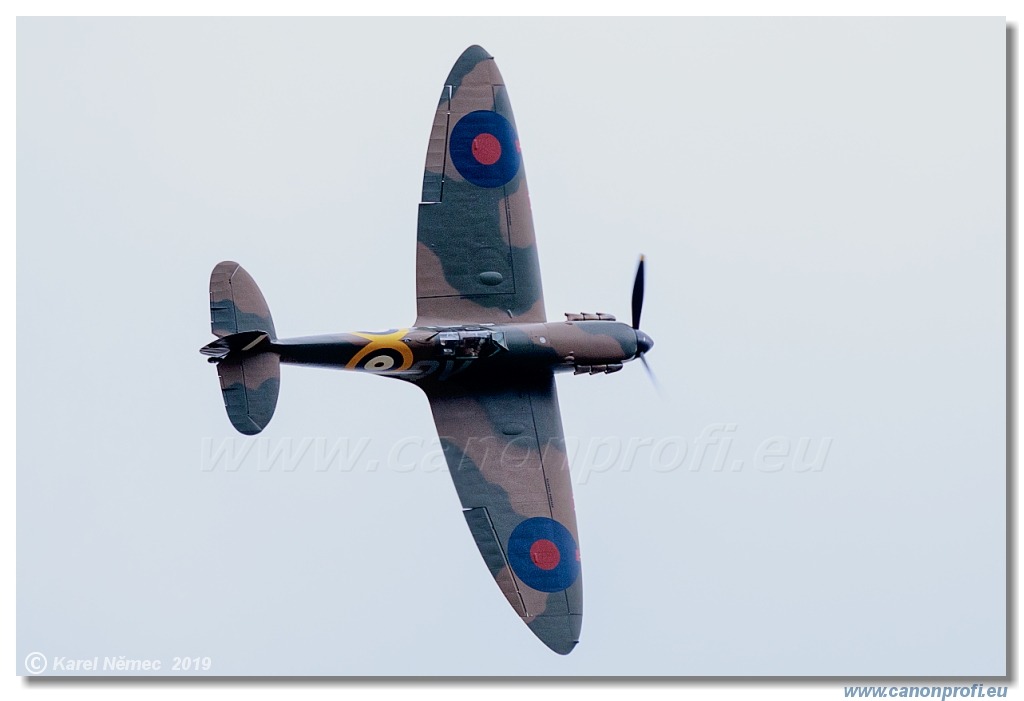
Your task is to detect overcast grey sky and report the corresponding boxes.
[18,17,1005,675]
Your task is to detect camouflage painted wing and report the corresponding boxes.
[416,45,546,326]
[425,374,582,654]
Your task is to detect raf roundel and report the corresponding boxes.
[359,350,402,372]
[507,517,580,593]
[448,110,521,188]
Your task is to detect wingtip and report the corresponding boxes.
[547,640,579,656]
[444,45,496,88]
[527,614,582,655]
[460,44,492,60]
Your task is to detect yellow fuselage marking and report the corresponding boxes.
[346,329,414,371]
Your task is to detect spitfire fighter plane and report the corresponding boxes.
[200,45,654,655]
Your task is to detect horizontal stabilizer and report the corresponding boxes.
[210,261,277,339]
[215,352,280,435]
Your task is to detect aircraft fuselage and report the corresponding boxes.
[269,319,653,383]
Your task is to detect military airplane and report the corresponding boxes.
[200,45,654,655]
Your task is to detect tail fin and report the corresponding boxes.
[204,262,280,435]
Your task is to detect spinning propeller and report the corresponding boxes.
[629,256,658,391]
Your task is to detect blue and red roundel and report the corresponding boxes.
[449,110,521,188]
[507,517,580,593]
